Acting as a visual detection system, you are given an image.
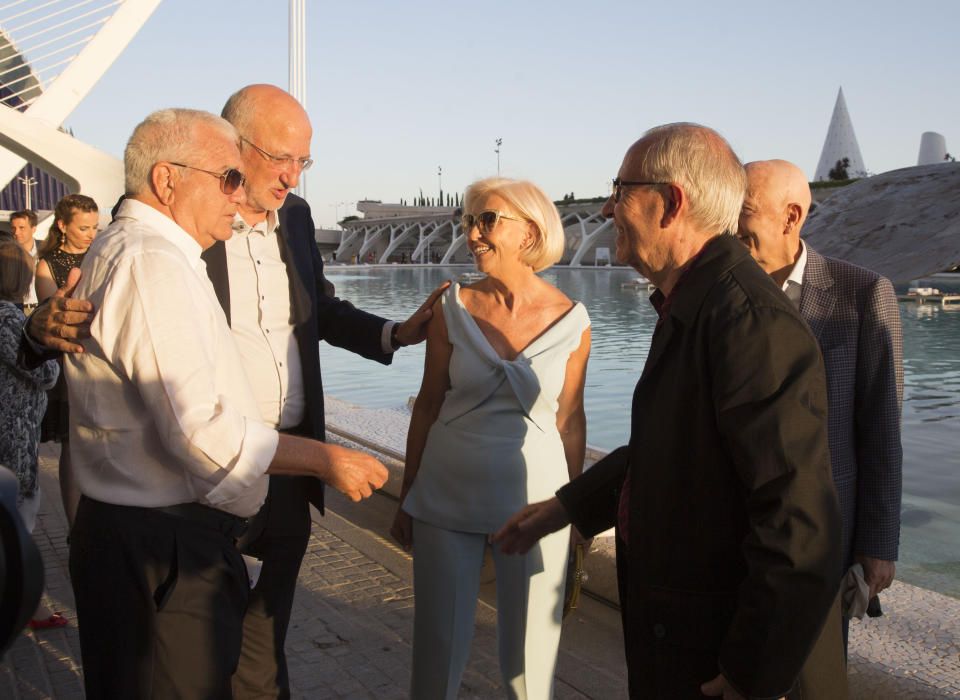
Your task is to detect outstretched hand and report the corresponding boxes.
[394,280,451,346]
[322,443,388,502]
[491,497,571,555]
[27,267,94,354]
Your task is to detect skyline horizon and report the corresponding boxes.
[3,0,957,228]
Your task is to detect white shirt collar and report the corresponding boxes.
[116,198,203,267]
[782,240,807,291]
[232,210,279,237]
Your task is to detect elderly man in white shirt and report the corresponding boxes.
[64,108,387,699]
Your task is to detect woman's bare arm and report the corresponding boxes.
[556,326,591,481]
[35,259,58,302]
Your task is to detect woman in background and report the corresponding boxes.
[34,194,99,526]
[0,240,64,628]
[391,177,591,699]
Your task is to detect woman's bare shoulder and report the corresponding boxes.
[535,277,574,310]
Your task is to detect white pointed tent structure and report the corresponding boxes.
[814,87,866,181]
[0,0,161,223]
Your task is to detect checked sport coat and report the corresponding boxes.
[799,245,903,568]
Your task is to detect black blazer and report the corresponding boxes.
[202,195,392,511]
[558,235,844,699]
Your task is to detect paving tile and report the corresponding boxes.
[5,443,958,698]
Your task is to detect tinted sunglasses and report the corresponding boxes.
[461,209,525,233]
[169,162,246,195]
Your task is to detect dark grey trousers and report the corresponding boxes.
[232,476,312,700]
[69,497,249,699]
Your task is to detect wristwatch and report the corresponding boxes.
[390,323,407,350]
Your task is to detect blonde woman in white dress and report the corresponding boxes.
[391,177,591,699]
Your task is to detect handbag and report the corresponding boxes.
[562,543,586,619]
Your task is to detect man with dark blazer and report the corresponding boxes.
[738,159,903,644]
[495,124,845,699]
[214,84,444,698]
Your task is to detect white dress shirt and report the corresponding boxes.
[783,240,808,305]
[226,212,305,430]
[65,199,279,518]
[22,241,38,307]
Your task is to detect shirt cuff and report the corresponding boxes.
[21,315,48,354]
[205,419,279,507]
[381,321,398,354]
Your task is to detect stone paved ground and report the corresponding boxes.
[2,443,958,698]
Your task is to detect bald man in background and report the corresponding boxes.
[737,159,903,649]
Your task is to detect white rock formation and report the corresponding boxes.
[802,163,960,282]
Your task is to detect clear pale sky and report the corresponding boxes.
[60,0,960,228]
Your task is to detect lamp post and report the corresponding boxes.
[495,138,502,175]
[18,176,38,210]
[289,0,307,198]
[438,166,442,204]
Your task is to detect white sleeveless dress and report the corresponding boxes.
[403,282,591,533]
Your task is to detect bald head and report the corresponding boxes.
[222,84,313,219]
[222,84,310,140]
[738,159,811,285]
[745,160,811,225]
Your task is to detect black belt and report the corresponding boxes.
[153,502,249,539]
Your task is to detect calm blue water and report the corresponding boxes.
[321,266,960,597]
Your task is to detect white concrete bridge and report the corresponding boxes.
[329,199,623,266]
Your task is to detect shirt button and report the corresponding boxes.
[256,260,261,265]
[653,623,666,639]
[278,362,283,367]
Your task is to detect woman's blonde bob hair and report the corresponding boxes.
[462,177,565,273]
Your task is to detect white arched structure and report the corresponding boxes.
[568,211,613,266]
[334,203,620,267]
[1,0,161,222]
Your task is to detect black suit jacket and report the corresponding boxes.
[202,194,392,512]
[558,235,844,699]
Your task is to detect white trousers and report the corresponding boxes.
[410,518,569,700]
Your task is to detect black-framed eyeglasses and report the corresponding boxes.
[611,177,669,203]
[169,162,245,195]
[461,209,526,233]
[240,136,314,172]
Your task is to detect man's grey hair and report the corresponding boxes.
[637,123,746,236]
[124,108,239,195]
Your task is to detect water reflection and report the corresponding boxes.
[322,266,960,597]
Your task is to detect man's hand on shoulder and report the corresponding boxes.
[28,267,94,354]
[856,554,896,599]
[394,280,451,346]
